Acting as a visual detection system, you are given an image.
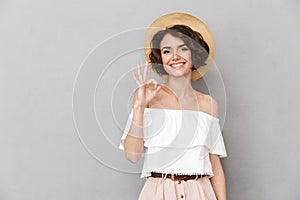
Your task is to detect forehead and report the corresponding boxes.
[160,33,185,48]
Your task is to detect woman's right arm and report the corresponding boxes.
[123,62,160,163]
[123,96,146,163]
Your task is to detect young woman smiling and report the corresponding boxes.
[119,13,228,200]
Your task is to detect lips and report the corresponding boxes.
[169,62,186,69]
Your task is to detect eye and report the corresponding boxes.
[162,50,171,54]
[180,47,189,51]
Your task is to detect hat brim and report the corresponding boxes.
[144,12,215,81]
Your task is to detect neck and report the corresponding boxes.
[165,75,194,99]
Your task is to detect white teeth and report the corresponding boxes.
[171,63,184,67]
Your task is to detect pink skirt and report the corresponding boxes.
[138,176,217,200]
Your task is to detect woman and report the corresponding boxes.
[119,13,227,200]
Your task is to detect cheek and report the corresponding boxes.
[161,54,171,65]
[182,52,192,62]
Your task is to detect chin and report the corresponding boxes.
[165,68,191,77]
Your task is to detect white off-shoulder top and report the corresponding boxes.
[119,107,227,179]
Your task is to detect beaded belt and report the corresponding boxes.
[150,172,208,181]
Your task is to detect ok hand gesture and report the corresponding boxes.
[132,62,161,108]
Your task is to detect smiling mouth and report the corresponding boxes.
[169,62,186,68]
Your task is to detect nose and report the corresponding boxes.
[172,51,180,60]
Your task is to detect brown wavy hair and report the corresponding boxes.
[149,24,210,76]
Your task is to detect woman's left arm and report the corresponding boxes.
[209,153,227,200]
[206,95,227,199]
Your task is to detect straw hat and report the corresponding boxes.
[144,12,215,81]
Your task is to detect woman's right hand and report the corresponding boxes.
[132,62,161,108]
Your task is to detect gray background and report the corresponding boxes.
[1,0,300,199]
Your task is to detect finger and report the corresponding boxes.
[137,62,143,82]
[148,78,158,88]
[153,86,161,96]
[146,79,155,88]
[143,61,148,81]
[132,70,141,86]
[157,85,161,91]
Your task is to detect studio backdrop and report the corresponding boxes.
[0,0,299,200]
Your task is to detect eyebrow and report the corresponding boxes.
[161,44,187,50]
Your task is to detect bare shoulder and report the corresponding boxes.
[194,91,219,118]
[204,94,219,118]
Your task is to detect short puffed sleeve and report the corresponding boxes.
[208,118,227,158]
[118,109,150,151]
[118,110,133,151]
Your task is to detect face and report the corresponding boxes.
[160,33,193,78]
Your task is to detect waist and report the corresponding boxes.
[150,172,209,181]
